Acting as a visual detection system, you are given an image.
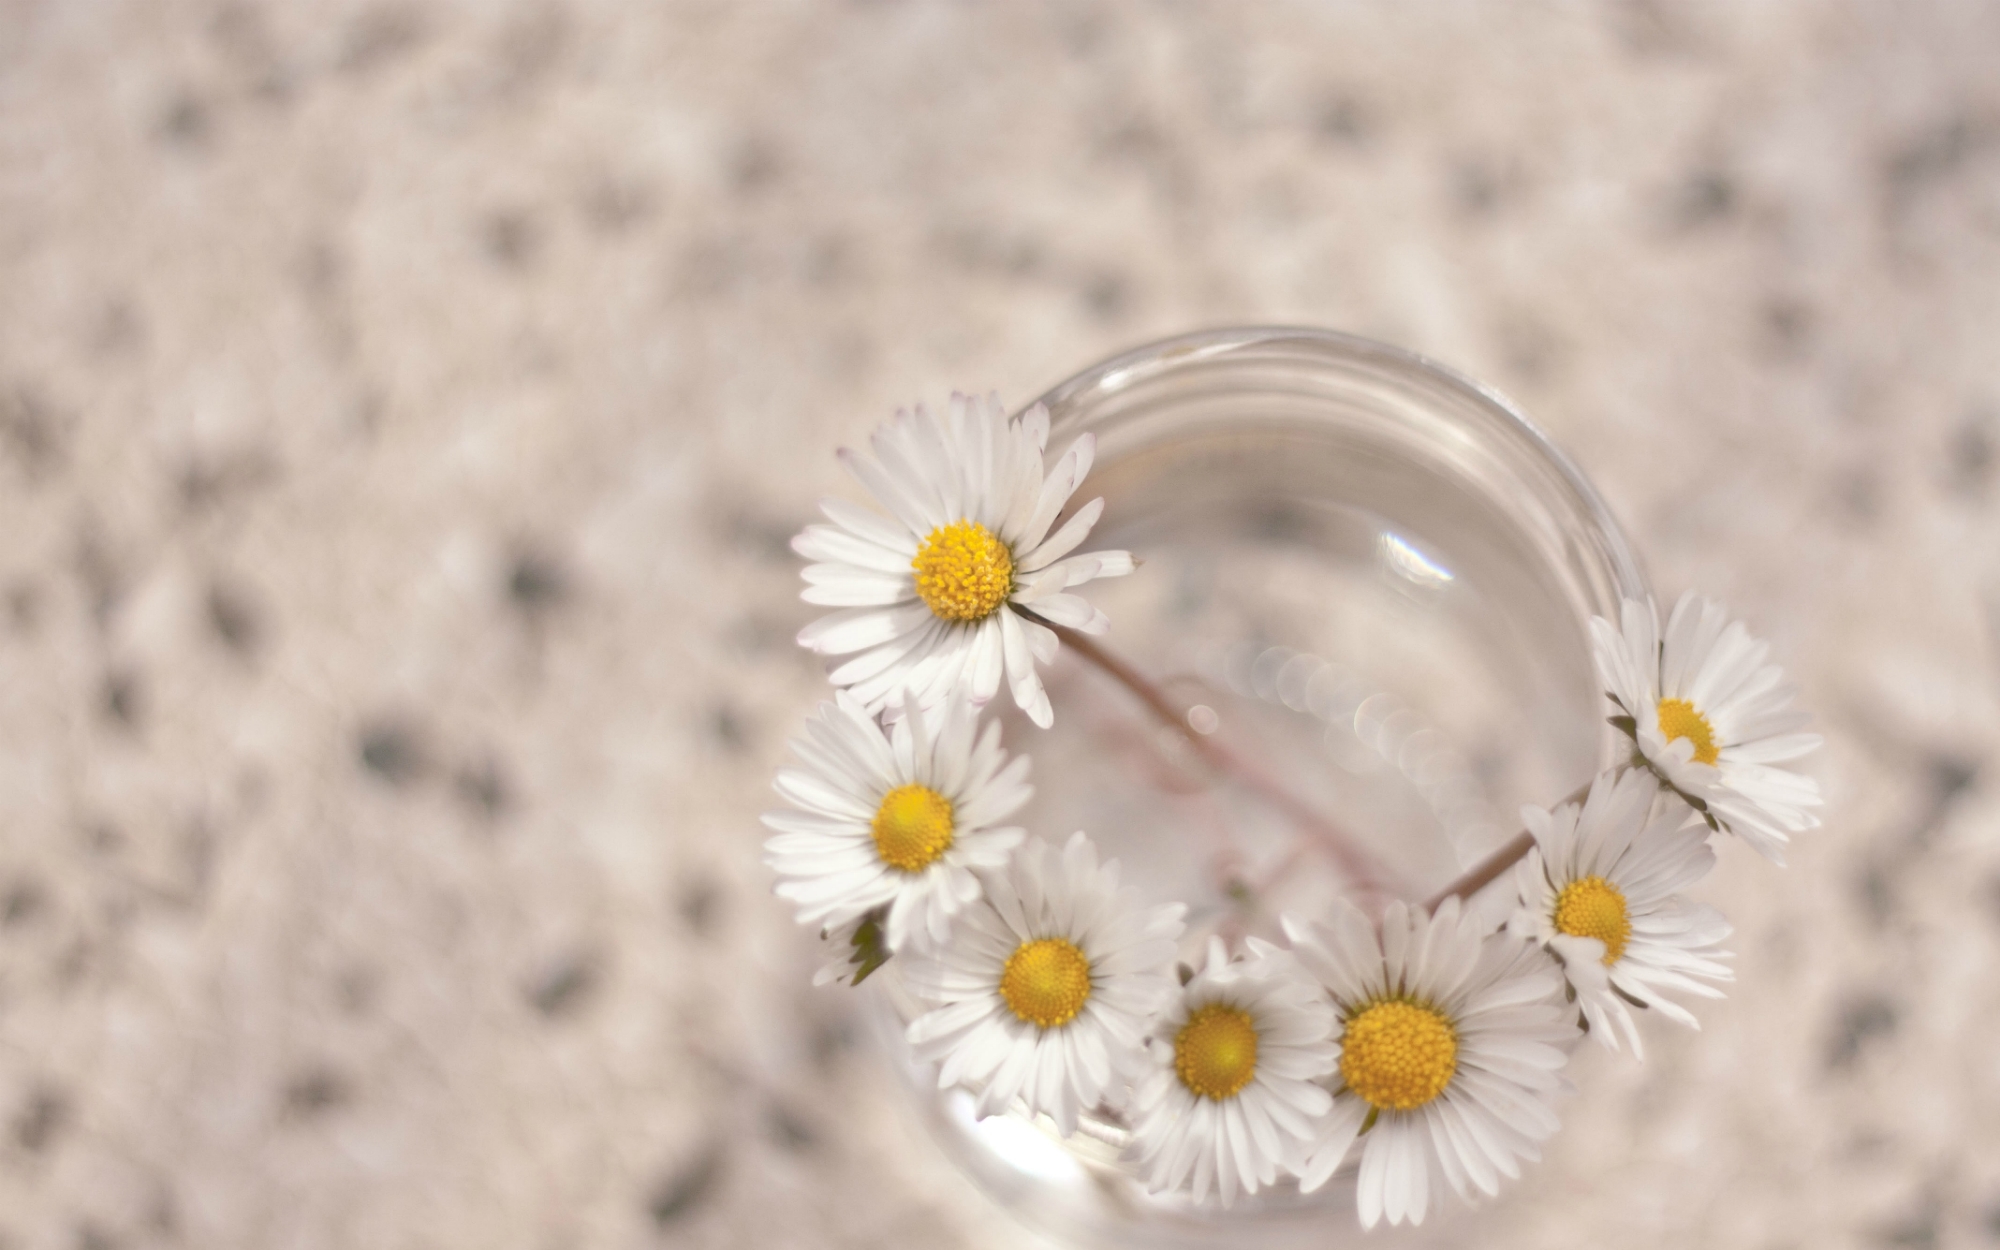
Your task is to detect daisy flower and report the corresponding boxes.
[1591,593,1822,863]
[1128,937,1336,1208]
[792,392,1137,728]
[764,690,1028,953]
[903,832,1186,1135]
[1284,899,1575,1229]
[1509,768,1733,1057]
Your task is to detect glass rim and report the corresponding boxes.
[1026,323,1648,610]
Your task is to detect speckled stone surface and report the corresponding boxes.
[2,2,1999,1248]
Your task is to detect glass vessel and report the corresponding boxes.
[872,327,1649,1248]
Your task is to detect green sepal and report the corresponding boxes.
[845,911,891,986]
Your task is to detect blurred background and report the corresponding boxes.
[1,2,1998,1247]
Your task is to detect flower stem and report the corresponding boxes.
[1043,622,1403,901]
[1420,781,1593,913]
[1419,831,1534,913]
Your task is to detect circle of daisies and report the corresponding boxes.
[763,393,1823,1229]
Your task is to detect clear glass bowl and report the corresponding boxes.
[872,327,1649,1248]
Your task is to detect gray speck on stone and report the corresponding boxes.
[1827,994,1899,1070]
[281,1068,350,1120]
[101,670,141,731]
[528,952,598,1019]
[764,1101,819,1153]
[1,387,66,479]
[648,1146,724,1227]
[1950,411,1994,497]
[14,1086,68,1154]
[453,755,511,820]
[1668,167,1738,231]
[207,580,264,658]
[338,3,431,75]
[679,876,722,936]
[359,719,427,786]
[709,702,750,754]
[155,91,213,151]
[1,879,46,927]
[506,548,568,612]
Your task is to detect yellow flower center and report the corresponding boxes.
[999,937,1093,1028]
[870,783,954,872]
[1338,1000,1458,1112]
[1174,1004,1260,1101]
[1553,875,1632,965]
[912,520,1014,622]
[1656,697,1720,765]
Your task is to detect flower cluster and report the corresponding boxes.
[763,395,1822,1228]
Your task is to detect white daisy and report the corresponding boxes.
[764,690,1028,953]
[903,832,1186,1135]
[1591,593,1823,863]
[1285,899,1575,1229]
[792,392,1137,728]
[1508,768,1733,1057]
[1128,936,1336,1208]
